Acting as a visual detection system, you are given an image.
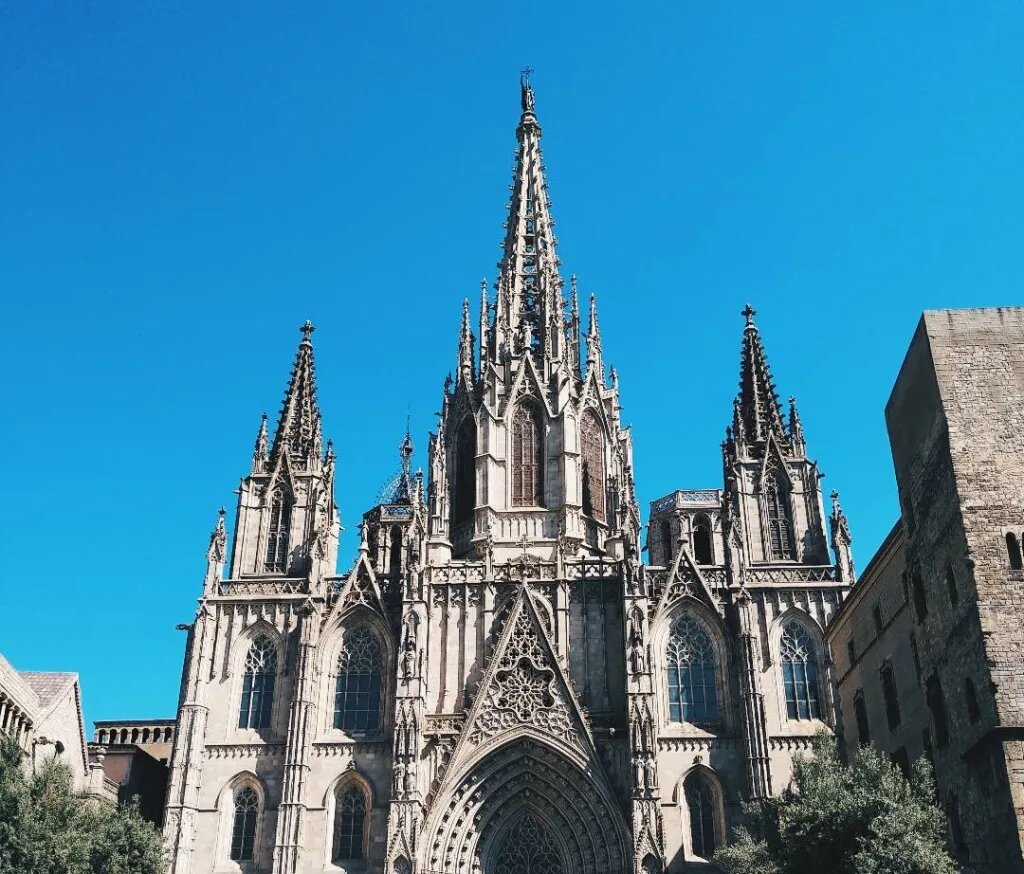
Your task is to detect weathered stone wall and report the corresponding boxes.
[885,307,1024,873]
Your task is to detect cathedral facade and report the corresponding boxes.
[162,80,855,874]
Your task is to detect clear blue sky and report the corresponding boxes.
[3,2,1023,728]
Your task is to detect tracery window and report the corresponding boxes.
[511,402,543,507]
[693,515,713,565]
[580,410,606,522]
[684,772,717,859]
[332,786,367,862]
[451,416,476,528]
[264,490,291,572]
[763,472,794,560]
[492,812,565,874]
[666,615,719,725]
[780,622,821,720]
[230,786,259,862]
[238,636,276,730]
[334,627,383,732]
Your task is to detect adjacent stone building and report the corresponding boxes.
[91,718,177,823]
[827,307,1024,874]
[161,78,857,874]
[0,650,112,799]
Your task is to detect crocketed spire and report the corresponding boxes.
[735,304,786,444]
[270,320,323,466]
[490,71,565,367]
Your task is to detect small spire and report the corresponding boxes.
[206,507,227,565]
[479,278,490,370]
[458,298,475,384]
[270,323,323,465]
[586,293,603,371]
[252,413,268,472]
[358,522,369,554]
[400,416,414,476]
[788,396,805,452]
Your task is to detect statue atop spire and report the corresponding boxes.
[520,66,536,113]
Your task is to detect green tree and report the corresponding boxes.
[0,734,166,874]
[714,733,957,874]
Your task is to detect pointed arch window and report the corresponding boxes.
[238,636,276,730]
[493,812,565,874]
[230,786,260,862]
[763,471,795,560]
[264,490,291,572]
[666,615,719,725]
[780,622,821,720]
[684,772,718,859]
[660,518,674,566]
[388,526,403,579]
[693,515,714,565]
[511,402,543,507]
[580,409,606,522]
[332,785,367,862]
[451,416,476,528]
[334,627,383,732]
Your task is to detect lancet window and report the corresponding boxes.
[492,812,565,874]
[334,627,383,732]
[693,515,714,565]
[451,416,476,528]
[763,471,795,560]
[666,615,719,725]
[580,409,606,522]
[264,490,291,572]
[780,622,821,720]
[238,636,276,730]
[332,785,367,862]
[511,402,543,507]
[230,786,259,862]
[684,772,718,859]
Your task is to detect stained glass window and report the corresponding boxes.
[580,410,605,522]
[334,627,383,732]
[264,491,291,572]
[238,636,276,730]
[493,812,564,874]
[666,616,719,725]
[764,473,794,560]
[332,786,366,861]
[230,786,259,861]
[511,402,543,507]
[780,622,820,720]
[685,772,717,858]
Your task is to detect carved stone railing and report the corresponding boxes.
[217,578,307,597]
[424,557,622,584]
[424,714,465,737]
[745,565,839,585]
[650,489,722,514]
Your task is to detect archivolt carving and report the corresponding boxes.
[425,740,629,874]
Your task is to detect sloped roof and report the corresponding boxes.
[21,672,77,709]
[0,652,40,716]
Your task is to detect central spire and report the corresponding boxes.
[490,72,565,369]
[735,305,786,445]
[270,321,323,466]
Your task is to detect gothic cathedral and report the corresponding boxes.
[162,79,856,874]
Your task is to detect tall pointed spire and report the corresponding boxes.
[735,304,785,444]
[569,274,581,378]
[478,278,490,373]
[788,395,806,455]
[491,71,564,368]
[270,320,323,466]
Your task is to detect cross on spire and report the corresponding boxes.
[741,303,757,326]
[300,320,315,343]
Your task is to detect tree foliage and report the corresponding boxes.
[714,733,957,874]
[0,735,166,874]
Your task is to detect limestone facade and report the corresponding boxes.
[161,79,855,874]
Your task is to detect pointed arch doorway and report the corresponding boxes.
[424,738,629,874]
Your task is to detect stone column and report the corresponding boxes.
[273,601,321,874]
[736,592,773,798]
[163,605,215,874]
